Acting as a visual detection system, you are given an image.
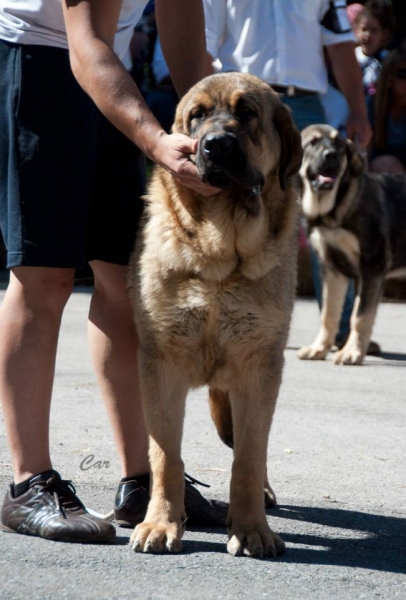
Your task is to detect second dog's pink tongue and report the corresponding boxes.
[317,175,335,186]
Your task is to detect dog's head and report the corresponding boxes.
[299,124,366,220]
[300,124,365,193]
[173,73,302,192]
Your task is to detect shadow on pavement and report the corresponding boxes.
[376,351,406,364]
[286,346,406,366]
[273,504,406,573]
[109,508,406,571]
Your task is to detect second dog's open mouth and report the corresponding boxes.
[310,173,337,191]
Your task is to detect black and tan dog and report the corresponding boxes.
[127,72,302,557]
[298,124,406,365]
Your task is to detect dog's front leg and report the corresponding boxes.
[334,274,384,365]
[130,358,188,553]
[298,268,349,360]
[227,364,285,558]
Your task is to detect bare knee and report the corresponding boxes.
[8,267,75,316]
[90,260,132,310]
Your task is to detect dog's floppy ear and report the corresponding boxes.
[172,100,186,135]
[300,125,318,150]
[273,102,303,190]
[345,139,366,177]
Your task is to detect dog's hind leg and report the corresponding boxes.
[209,388,277,507]
[130,356,188,554]
[209,388,234,448]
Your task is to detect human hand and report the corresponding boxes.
[152,132,222,196]
[345,112,372,149]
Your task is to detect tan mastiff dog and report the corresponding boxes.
[128,72,303,557]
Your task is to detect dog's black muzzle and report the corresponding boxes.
[196,130,264,191]
[307,148,342,191]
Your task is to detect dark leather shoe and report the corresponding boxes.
[184,474,228,528]
[114,474,150,527]
[114,472,228,528]
[0,471,115,543]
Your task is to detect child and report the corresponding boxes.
[353,0,396,97]
[368,48,406,174]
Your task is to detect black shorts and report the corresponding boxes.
[0,40,145,269]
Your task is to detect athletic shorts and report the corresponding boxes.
[0,40,146,269]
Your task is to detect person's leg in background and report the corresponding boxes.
[88,260,150,479]
[282,93,355,346]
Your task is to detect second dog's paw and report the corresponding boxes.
[227,524,285,558]
[334,348,364,365]
[129,521,183,554]
[297,344,329,360]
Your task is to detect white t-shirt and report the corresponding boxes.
[0,0,149,67]
[203,0,356,94]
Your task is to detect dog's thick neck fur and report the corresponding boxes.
[143,167,299,282]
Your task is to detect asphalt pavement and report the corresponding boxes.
[0,289,405,600]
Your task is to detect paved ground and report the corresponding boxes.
[0,290,405,600]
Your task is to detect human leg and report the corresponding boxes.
[88,260,149,479]
[0,42,114,541]
[0,266,115,542]
[0,267,74,483]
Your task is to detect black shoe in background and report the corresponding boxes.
[114,472,228,529]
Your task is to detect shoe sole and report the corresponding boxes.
[115,518,140,528]
[0,521,115,543]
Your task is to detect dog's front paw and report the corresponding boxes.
[297,344,329,361]
[227,523,285,558]
[334,346,364,365]
[334,338,365,365]
[129,521,183,553]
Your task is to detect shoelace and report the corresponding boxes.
[184,473,210,488]
[39,475,84,517]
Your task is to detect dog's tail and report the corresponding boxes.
[208,388,234,449]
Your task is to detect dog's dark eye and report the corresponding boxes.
[237,106,257,122]
[310,137,320,146]
[190,109,205,121]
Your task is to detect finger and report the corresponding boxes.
[172,134,199,154]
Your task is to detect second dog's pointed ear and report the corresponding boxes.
[346,139,366,176]
[274,103,303,190]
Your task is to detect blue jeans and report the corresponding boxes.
[282,94,354,342]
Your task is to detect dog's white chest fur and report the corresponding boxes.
[311,226,360,271]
